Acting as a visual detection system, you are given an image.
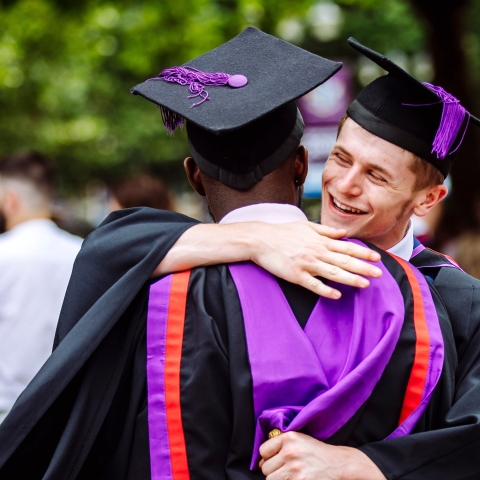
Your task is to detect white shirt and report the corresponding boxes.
[0,219,82,412]
[387,221,414,262]
[220,203,308,225]
[219,203,414,261]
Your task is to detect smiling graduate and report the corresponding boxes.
[2,31,480,480]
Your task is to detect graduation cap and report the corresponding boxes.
[346,38,480,178]
[131,26,342,189]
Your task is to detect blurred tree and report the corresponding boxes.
[0,0,479,233]
[405,0,480,234]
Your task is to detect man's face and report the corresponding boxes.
[321,118,419,250]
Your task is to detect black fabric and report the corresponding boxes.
[276,277,319,329]
[1,209,480,480]
[186,104,304,189]
[358,251,480,479]
[0,208,198,477]
[347,38,479,178]
[131,26,341,135]
[131,26,341,188]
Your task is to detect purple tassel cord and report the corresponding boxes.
[405,83,470,159]
[148,66,248,133]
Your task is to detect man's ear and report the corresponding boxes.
[294,145,309,187]
[184,157,206,196]
[413,184,448,217]
[3,189,19,217]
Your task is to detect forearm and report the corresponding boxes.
[153,223,257,276]
[152,220,382,299]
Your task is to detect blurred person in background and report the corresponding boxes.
[110,173,174,211]
[443,191,480,278]
[0,151,82,423]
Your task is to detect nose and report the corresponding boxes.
[336,167,362,197]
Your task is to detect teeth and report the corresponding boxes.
[333,198,364,214]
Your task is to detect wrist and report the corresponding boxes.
[339,447,386,480]
[239,222,265,263]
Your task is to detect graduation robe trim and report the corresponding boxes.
[411,240,463,271]
[229,244,444,468]
[147,271,191,480]
[385,253,444,438]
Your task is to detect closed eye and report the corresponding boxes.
[368,171,387,183]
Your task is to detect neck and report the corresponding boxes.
[6,211,51,231]
[368,220,411,251]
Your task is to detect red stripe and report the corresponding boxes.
[165,271,191,480]
[387,253,430,425]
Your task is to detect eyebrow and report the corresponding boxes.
[332,144,394,180]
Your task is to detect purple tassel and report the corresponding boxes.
[404,83,470,159]
[158,105,184,135]
[147,66,248,133]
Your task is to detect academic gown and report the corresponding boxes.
[0,207,479,480]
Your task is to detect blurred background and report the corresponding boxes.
[1,0,480,272]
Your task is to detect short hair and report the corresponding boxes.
[336,114,444,192]
[0,151,55,198]
[112,173,174,211]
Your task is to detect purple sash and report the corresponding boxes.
[229,250,443,468]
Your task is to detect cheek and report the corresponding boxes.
[322,163,337,186]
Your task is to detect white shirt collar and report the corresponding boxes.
[386,221,414,261]
[220,204,414,260]
[219,203,307,225]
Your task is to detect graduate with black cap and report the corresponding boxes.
[2,28,479,479]
[140,38,480,479]
[0,27,390,479]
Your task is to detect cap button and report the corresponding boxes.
[228,74,248,88]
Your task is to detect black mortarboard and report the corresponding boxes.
[131,26,342,189]
[346,38,480,178]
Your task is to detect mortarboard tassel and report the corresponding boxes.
[405,83,470,159]
[147,66,248,133]
[424,83,471,159]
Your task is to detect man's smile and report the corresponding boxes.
[330,195,367,215]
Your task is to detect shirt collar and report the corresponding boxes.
[386,221,414,261]
[220,204,414,260]
[219,203,307,225]
[6,218,57,235]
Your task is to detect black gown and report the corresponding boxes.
[0,207,479,480]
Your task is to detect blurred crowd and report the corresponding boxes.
[0,151,177,423]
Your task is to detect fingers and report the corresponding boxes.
[326,237,381,263]
[309,223,347,239]
[309,224,381,263]
[259,436,286,479]
[261,455,285,478]
[259,436,283,462]
[321,251,382,279]
[297,274,342,299]
[328,238,381,264]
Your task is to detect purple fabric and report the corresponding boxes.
[410,243,463,272]
[411,243,426,258]
[229,247,407,469]
[387,265,444,438]
[146,276,174,480]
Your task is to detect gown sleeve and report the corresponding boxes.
[359,268,480,479]
[54,207,199,347]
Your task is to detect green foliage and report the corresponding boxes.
[0,0,478,193]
